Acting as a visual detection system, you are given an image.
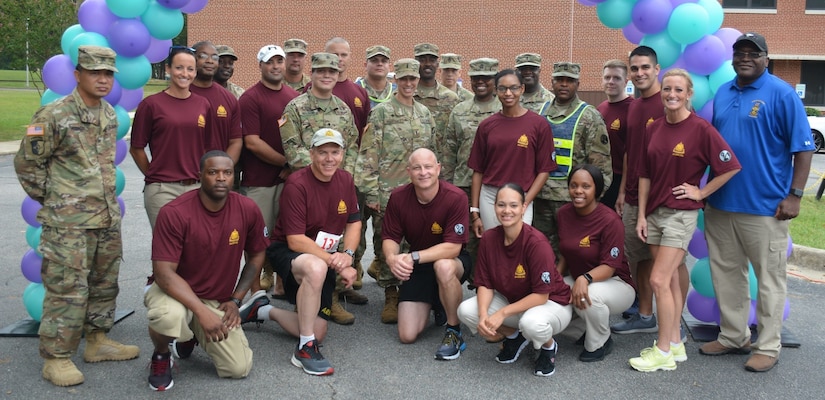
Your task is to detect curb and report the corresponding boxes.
[790,244,825,273]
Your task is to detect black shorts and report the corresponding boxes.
[266,241,335,321]
[398,249,472,305]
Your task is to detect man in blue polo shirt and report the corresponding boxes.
[702,32,814,373]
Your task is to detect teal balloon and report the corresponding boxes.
[115,167,126,196]
[23,283,46,321]
[141,0,185,40]
[709,60,736,94]
[106,0,150,18]
[68,32,109,66]
[690,73,712,112]
[26,225,43,252]
[115,105,131,140]
[596,0,636,29]
[60,24,86,55]
[748,263,758,299]
[690,257,715,298]
[40,89,64,106]
[698,0,724,35]
[696,208,705,232]
[640,31,682,69]
[667,3,710,45]
[114,55,152,90]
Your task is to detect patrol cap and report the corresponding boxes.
[284,38,308,54]
[77,45,118,72]
[515,53,542,68]
[468,58,499,77]
[552,62,581,79]
[311,128,345,148]
[257,45,286,62]
[393,58,420,79]
[734,32,768,53]
[439,53,462,70]
[366,45,391,60]
[311,52,341,71]
[414,43,439,57]
[216,45,238,60]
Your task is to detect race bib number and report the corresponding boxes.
[315,231,342,253]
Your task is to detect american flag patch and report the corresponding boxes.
[26,124,44,136]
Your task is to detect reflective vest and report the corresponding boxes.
[542,101,588,179]
[355,77,395,107]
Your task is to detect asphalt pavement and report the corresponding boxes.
[1,152,824,400]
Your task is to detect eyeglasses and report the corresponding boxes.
[733,51,765,60]
[496,85,523,93]
[198,52,220,62]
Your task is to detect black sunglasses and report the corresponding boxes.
[168,45,196,57]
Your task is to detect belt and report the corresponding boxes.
[170,179,199,185]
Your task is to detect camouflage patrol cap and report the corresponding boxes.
[216,45,238,60]
[284,38,308,54]
[311,52,341,71]
[515,53,542,68]
[366,45,391,60]
[468,58,499,77]
[311,128,345,148]
[552,62,581,79]
[77,45,118,72]
[439,53,462,70]
[413,43,439,57]
[394,58,421,79]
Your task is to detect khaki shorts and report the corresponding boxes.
[645,207,699,251]
[622,204,651,264]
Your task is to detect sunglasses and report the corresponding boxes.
[168,45,196,57]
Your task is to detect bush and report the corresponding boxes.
[806,107,821,117]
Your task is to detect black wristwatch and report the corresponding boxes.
[790,188,804,198]
[583,273,593,284]
[411,251,421,265]
[230,298,242,307]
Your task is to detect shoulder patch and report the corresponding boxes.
[26,124,45,136]
[278,115,287,127]
[541,271,551,284]
[454,224,465,236]
[600,134,609,145]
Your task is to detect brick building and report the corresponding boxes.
[189,0,825,107]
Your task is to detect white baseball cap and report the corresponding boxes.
[257,45,286,62]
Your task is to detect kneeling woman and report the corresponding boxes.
[557,164,635,362]
[458,183,572,377]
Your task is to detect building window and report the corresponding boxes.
[722,0,776,8]
[807,0,825,10]
[801,61,825,106]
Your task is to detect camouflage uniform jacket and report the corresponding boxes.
[355,77,395,107]
[285,74,311,93]
[414,81,459,155]
[226,82,245,99]
[280,92,359,175]
[14,89,120,229]
[442,97,501,187]
[454,86,474,103]
[538,96,612,201]
[355,96,436,207]
[521,84,555,113]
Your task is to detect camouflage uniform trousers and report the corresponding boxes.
[532,198,567,259]
[38,225,122,358]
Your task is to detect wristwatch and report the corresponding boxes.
[344,249,355,258]
[790,188,804,198]
[411,251,421,265]
[231,297,242,307]
[583,273,593,284]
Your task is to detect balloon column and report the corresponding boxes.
[20,0,209,321]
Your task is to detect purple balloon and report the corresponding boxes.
[21,196,42,227]
[145,37,173,64]
[698,100,713,122]
[688,229,709,259]
[687,290,720,324]
[115,139,128,165]
[118,196,126,218]
[670,0,692,6]
[180,0,209,14]
[622,22,644,44]
[784,298,790,320]
[787,235,793,258]
[78,0,119,36]
[714,27,743,52]
[748,300,758,326]
[21,249,43,283]
[118,87,144,111]
[104,79,123,106]
[158,0,191,9]
[108,18,152,58]
[42,55,77,96]
[658,55,687,82]
[684,35,726,75]
[632,0,672,34]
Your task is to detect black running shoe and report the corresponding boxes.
[534,346,557,377]
[496,332,528,364]
[148,352,174,391]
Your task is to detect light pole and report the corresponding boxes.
[25,17,30,88]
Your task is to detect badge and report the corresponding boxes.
[541,271,551,284]
[610,247,620,259]
[600,134,609,145]
[719,150,732,162]
[454,224,465,235]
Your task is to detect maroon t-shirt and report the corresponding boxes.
[467,111,556,190]
[624,93,664,206]
[597,97,633,175]
[382,181,469,250]
[557,203,634,287]
[640,113,740,214]
[131,91,210,183]
[239,81,300,187]
[333,79,370,139]
[474,224,570,306]
[189,83,242,152]
[271,166,360,243]
[152,191,268,301]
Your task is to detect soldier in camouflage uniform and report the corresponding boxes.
[215,45,245,99]
[356,58,436,324]
[14,46,139,387]
[535,62,612,256]
[284,39,311,92]
[516,53,556,113]
[355,45,396,107]
[413,43,459,156]
[439,53,473,103]
[280,53,359,176]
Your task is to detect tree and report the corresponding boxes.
[0,0,80,71]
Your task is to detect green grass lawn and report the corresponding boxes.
[790,195,825,250]
[0,90,41,141]
[0,70,43,89]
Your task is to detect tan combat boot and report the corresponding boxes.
[352,262,364,290]
[329,291,355,325]
[381,286,399,324]
[42,358,84,386]
[260,262,275,290]
[83,331,140,362]
[367,260,380,280]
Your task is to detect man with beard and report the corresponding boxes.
[214,45,245,99]
[516,53,555,113]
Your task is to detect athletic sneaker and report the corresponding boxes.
[579,336,614,362]
[622,297,640,319]
[611,313,658,334]
[629,345,677,372]
[169,337,198,359]
[434,328,466,360]
[671,342,687,362]
[239,291,270,324]
[291,341,334,376]
[148,352,174,391]
[496,332,529,364]
[534,346,557,377]
[680,324,688,343]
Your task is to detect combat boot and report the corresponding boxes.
[83,331,140,362]
[352,262,364,290]
[381,286,399,324]
[329,292,355,325]
[42,358,84,386]
[367,260,380,280]
[260,262,275,290]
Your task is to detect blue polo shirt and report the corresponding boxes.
[709,71,814,216]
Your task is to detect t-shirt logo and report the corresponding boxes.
[517,134,529,148]
[454,224,465,235]
[198,114,206,127]
[646,117,654,127]
[217,105,228,118]
[749,101,763,118]
[229,229,240,245]
[719,150,732,162]
[672,142,685,157]
[610,118,621,131]
[610,246,620,258]
[337,200,347,214]
[514,264,526,279]
[431,222,443,235]
[541,271,551,284]
[579,236,591,248]
[354,97,363,108]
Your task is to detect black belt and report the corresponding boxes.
[170,179,199,185]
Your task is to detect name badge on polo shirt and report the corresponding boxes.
[315,231,342,253]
